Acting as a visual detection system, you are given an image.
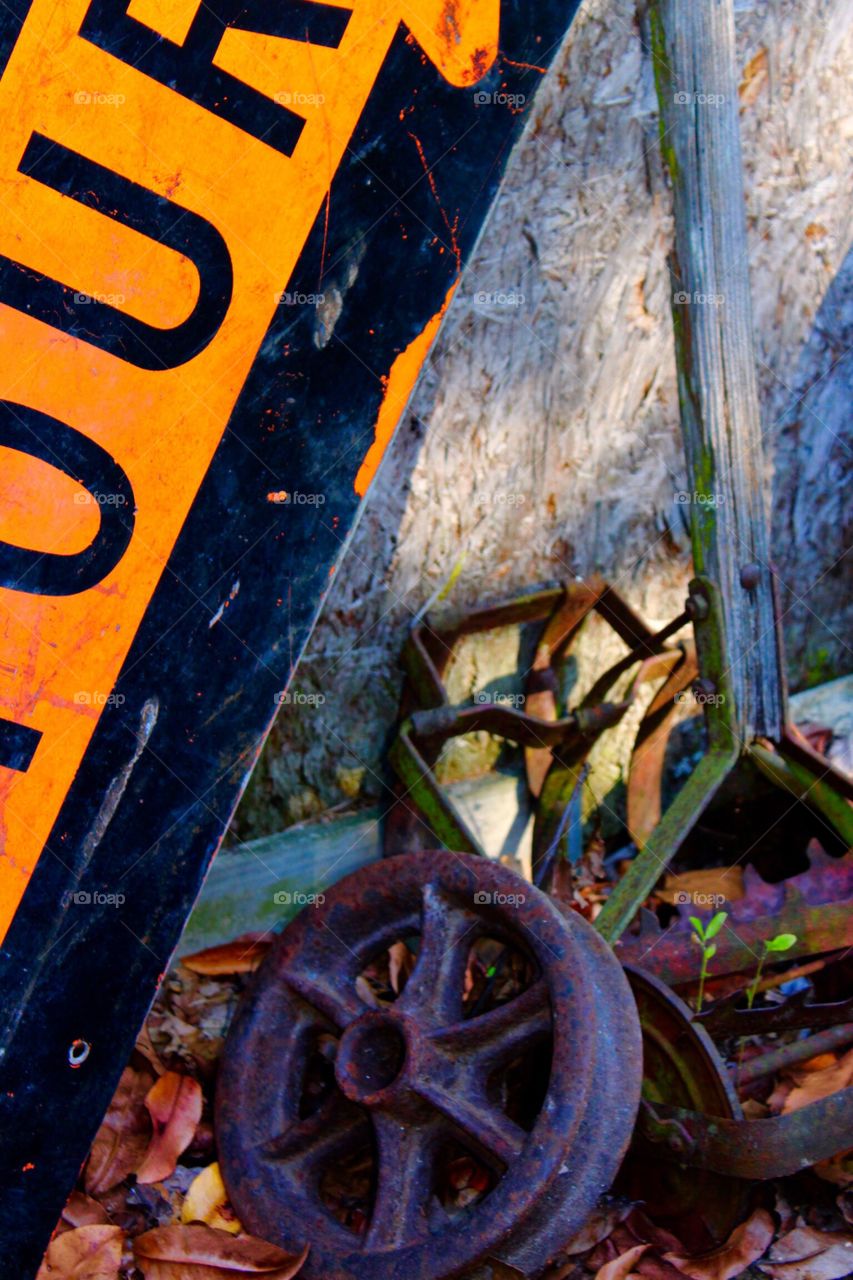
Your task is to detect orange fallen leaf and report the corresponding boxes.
[85,1066,154,1195]
[180,936,271,976]
[37,1224,123,1279]
[388,941,415,995]
[137,1072,204,1184]
[134,1225,309,1279]
[798,1053,838,1074]
[783,1049,853,1114]
[61,1190,111,1229]
[182,1164,242,1235]
[758,1225,853,1279]
[665,1209,774,1280]
[594,1244,648,1280]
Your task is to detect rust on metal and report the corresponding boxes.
[216,852,642,1280]
[615,844,853,985]
[618,967,749,1252]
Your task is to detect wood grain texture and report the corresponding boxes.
[234,0,852,841]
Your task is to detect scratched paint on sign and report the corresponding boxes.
[0,0,500,941]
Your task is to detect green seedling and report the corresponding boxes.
[745,932,798,1009]
[690,911,728,1012]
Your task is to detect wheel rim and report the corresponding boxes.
[216,852,642,1279]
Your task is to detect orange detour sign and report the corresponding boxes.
[0,0,580,1269]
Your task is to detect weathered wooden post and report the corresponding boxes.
[650,0,784,742]
[597,0,787,939]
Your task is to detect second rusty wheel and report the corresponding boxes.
[216,852,642,1279]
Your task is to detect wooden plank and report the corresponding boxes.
[647,0,784,740]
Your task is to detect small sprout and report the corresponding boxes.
[690,912,728,1012]
[746,932,798,1009]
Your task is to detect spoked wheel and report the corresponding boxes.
[216,852,642,1280]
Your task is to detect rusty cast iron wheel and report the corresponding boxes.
[618,967,750,1253]
[216,852,642,1280]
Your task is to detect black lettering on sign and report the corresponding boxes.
[80,0,352,156]
[0,134,233,370]
[0,718,42,773]
[0,403,136,596]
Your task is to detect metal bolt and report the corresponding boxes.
[740,563,761,590]
[686,593,709,621]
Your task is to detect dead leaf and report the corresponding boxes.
[739,47,768,107]
[594,1244,648,1280]
[180,936,271,976]
[86,1066,154,1195]
[62,1191,111,1229]
[137,1072,204,1184]
[813,1150,853,1187]
[563,1199,636,1256]
[134,1224,309,1279]
[388,941,415,995]
[37,1224,123,1279]
[783,1051,853,1113]
[182,1164,242,1235]
[665,1208,774,1280]
[758,1225,853,1279]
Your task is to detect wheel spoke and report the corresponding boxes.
[398,883,478,1026]
[261,1095,368,1171]
[413,1080,526,1167]
[282,963,366,1029]
[429,978,551,1068]
[366,1111,439,1248]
